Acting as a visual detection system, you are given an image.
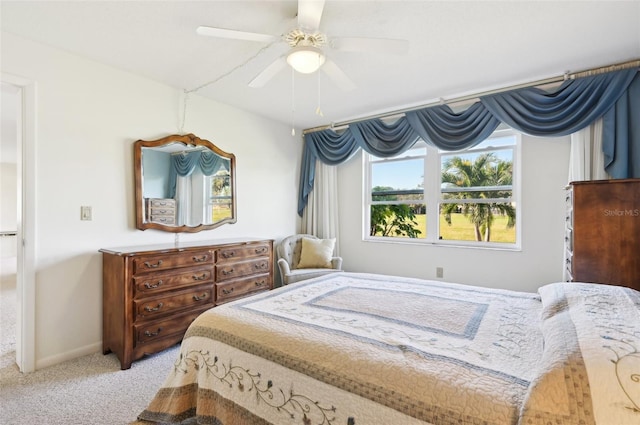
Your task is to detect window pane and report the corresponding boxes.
[209,173,232,221]
[212,199,232,221]
[371,158,424,201]
[439,202,516,243]
[369,204,426,238]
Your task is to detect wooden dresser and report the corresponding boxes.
[100,238,273,369]
[565,179,640,291]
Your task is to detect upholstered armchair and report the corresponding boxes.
[277,234,343,285]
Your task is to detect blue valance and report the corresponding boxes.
[481,69,637,136]
[298,68,640,216]
[406,102,501,151]
[168,150,229,198]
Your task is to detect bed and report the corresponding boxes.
[133,272,640,425]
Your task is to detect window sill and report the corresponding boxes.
[362,236,522,252]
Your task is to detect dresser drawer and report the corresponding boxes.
[149,206,175,216]
[134,285,214,319]
[133,266,212,295]
[135,307,208,345]
[133,250,213,274]
[216,257,270,281]
[216,274,271,304]
[149,215,176,225]
[147,198,176,209]
[217,243,271,262]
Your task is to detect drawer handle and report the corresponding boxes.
[192,273,208,281]
[192,255,208,262]
[193,293,207,301]
[144,328,162,337]
[254,262,267,270]
[222,288,234,295]
[222,268,235,275]
[144,302,164,312]
[254,247,267,254]
[255,280,266,287]
[143,260,163,269]
[221,250,235,258]
[144,280,163,289]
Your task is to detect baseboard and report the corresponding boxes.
[36,341,102,370]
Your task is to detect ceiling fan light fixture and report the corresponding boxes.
[286,46,326,74]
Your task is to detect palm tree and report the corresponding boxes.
[441,153,515,242]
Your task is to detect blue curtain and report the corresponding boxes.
[602,72,640,178]
[168,151,230,198]
[298,68,639,216]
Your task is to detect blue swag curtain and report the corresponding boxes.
[298,68,640,216]
[168,150,229,198]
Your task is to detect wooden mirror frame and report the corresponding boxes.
[134,133,237,233]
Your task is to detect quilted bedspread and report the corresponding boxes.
[133,272,640,425]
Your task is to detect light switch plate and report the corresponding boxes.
[81,206,92,221]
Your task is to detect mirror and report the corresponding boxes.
[134,133,236,233]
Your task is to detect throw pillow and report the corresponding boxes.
[297,237,335,269]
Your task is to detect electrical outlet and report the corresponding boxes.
[81,206,92,221]
[436,267,444,278]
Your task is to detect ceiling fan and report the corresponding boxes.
[196,0,409,91]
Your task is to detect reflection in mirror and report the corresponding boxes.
[134,134,236,233]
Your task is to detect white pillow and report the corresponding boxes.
[297,237,335,269]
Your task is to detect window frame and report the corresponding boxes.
[363,127,521,250]
[205,172,233,223]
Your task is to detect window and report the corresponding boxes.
[206,171,232,222]
[365,128,520,248]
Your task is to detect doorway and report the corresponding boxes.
[0,82,19,369]
[1,75,36,373]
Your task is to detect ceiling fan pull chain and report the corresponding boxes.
[179,90,189,134]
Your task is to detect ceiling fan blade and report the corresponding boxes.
[332,37,410,55]
[297,0,325,31]
[248,57,287,88]
[196,26,276,43]
[321,59,356,91]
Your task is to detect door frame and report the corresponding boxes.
[2,73,36,373]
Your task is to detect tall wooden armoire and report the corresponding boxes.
[565,178,640,291]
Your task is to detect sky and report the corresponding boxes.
[371,135,516,190]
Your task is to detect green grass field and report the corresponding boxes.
[212,205,232,222]
[405,213,516,243]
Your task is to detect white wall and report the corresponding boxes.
[1,32,301,368]
[337,135,571,293]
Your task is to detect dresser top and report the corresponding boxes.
[100,237,272,256]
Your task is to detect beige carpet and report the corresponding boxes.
[0,257,180,424]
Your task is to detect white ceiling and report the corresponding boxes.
[1,1,639,132]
